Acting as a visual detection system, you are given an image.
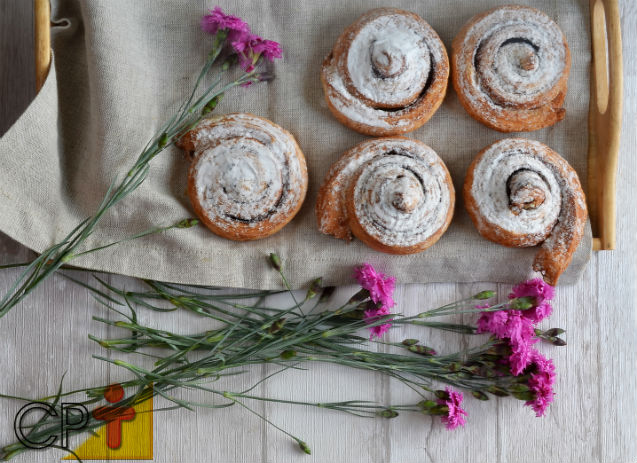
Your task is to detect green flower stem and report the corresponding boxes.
[0,32,262,321]
[0,250,567,460]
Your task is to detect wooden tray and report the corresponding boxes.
[32,0,623,251]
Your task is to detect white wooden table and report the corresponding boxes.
[0,1,635,462]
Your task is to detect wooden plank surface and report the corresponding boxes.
[0,1,635,462]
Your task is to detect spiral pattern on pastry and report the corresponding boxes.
[463,138,587,285]
[316,137,454,254]
[452,5,570,132]
[178,113,308,241]
[321,8,449,137]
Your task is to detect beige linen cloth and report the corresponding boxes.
[0,0,592,289]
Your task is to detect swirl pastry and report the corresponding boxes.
[317,137,454,254]
[321,8,449,137]
[463,138,587,285]
[178,113,308,241]
[452,5,571,132]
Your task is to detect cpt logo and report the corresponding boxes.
[14,383,153,460]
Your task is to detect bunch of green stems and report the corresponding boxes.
[0,259,565,460]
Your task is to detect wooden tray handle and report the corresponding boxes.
[34,0,51,92]
[588,0,623,251]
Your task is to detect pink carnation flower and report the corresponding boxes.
[476,306,537,375]
[353,263,396,309]
[364,304,392,339]
[524,351,556,417]
[250,36,283,61]
[476,307,509,338]
[201,8,282,74]
[235,34,283,72]
[437,387,468,430]
[201,6,250,44]
[354,263,396,339]
[509,278,555,323]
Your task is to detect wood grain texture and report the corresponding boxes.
[588,0,623,250]
[0,1,635,462]
[34,0,50,92]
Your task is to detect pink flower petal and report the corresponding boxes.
[438,388,468,430]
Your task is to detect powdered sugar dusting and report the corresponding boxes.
[470,141,561,238]
[321,8,448,134]
[347,14,429,106]
[466,138,587,284]
[452,5,569,130]
[317,138,452,249]
[353,151,451,247]
[189,114,306,234]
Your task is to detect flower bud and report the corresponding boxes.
[298,441,311,455]
[508,384,530,393]
[205,333,224,343]
[486,386,509,397]
[408,345,437,356]
[425,405,449,416]
[176,218,199,228]
[474,290,495,300]
[347,288,370,304]
[257,71,276,83]
[280,349,296,360]
[364,300,383,312]
[471,391,489,401]
[548,336,567,346]
[447,362,462,372]
[319,286,336,303]
[268,253,282,271]
[511,391,536,401]
[509,296,535,310]
[543,328,566,337]
[418,400,437,411]
[434,389,450,401]
[376,409,399,419]
[306,277,323,300]
[157,132,170,149]
[202,94,223,115]
[401,338,419,346]
[268,318,286,334]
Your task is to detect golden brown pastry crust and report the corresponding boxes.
[320,8,449,137]
[316,137,454,254]
[463,138,587,285]
[451,5,571,133]
[179,113,308,241]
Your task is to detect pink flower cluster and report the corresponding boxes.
[526,350,556,417]
[353,263,395,339]
[438,387,468,430]
[201,7,282,72]
[476,278,557,417]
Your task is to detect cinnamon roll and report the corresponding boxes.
[178,113,308,241]
[317,137,454,254]
[321,8,449,137]
[463,138,587,285]
[452,5,571,132]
